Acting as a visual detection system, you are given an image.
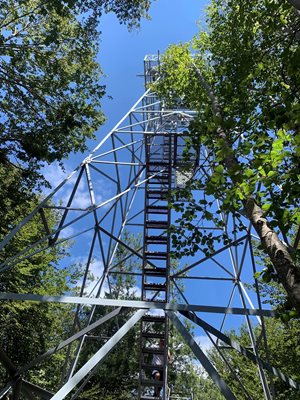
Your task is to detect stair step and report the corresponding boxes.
[141,363,164,371]
[142,315,165,323]
[142,347,164,355]
[144,283,166,291]
[148,168,169,174]
[147,206,169,214]
[147,161,170,166]
[140,397,161,400]
[147,190,169,199]
[142,332,165,339]
[147,178,169,183]
[145,251,168,260]
[147,172,169,176]
[145,236,168,244]
[141,379,163,387]
[147,173,167,179]
[146,221,168,229]
[147,189,169,194]
[144,267,167,276]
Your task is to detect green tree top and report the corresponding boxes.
[0,0,153,190]
[153,0,300,313]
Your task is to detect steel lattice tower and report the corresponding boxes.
[0,55,299,400]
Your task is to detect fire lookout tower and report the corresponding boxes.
[0,55,299,400]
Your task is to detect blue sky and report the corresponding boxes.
[45,0,208,175]
[75,1,209,160]
[98,0,207,133]
[46,0,209,173]
[43,0,215,349]
[44,1,208,183]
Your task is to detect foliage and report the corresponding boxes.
[108,231,142,300]
[0,1,103,187]
[77,306,139,400]
[76,0,153,29]
[0,0,153,194]
[0,164,31,238]
[153,0,300,312]
[0,170,83,393]
[75,232,141,399]
[209,318,300,399]
[251,236,300,319]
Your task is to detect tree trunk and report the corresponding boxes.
[192,62,300,315]
[245,197,300,315]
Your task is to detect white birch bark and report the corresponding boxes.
[192,62,300,314]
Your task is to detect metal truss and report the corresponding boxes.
[0,55,299,399]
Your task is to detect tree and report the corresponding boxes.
[168,323,224,400]
[0,0,152,196]
[209,317,300,399]
[72,233,215,399]
[0,176,83,395]
[0,3,153,394]
[0,1,102,187]
[72,232,141,399]
[153,0,300,314]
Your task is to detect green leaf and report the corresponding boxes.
[262,203,272,212]
[254,271,261,279]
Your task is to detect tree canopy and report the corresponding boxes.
[0,1,154,397]
[0,0,152,192]
[1,0,300,398]
[209,316,300,399]
[0,176,82,396]
[154,0,300,314]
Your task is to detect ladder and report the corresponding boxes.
[139,133,172,400]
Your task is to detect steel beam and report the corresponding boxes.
[50,309,146,400]
[22,381,53,400]
[0,164,81,251]
[19,307,124,374]
[167,311,237,400]
[0,292,276,316]
[171,235,248,279]
[180,310,300,391]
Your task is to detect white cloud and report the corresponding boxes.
[42,162,73,194]
[42,162,116,214]
[59,224,76,239]
[70,255,106,296]
[89,258,104,279]
[195,334,216,355]
[129,285,141,298]
[71,189,92,209]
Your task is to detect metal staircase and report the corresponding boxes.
[139,133,172,400]
[1,54,298,399]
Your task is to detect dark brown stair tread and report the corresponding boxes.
[145,236,168,243]
[142,347,164,355]
[141,363,164,371]
[140,379,163,387]
[141,332,165,338]
[142,315,166,322]
[144,283,166,290]
[144,267,167,276]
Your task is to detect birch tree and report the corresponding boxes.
[154,0,300,314]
